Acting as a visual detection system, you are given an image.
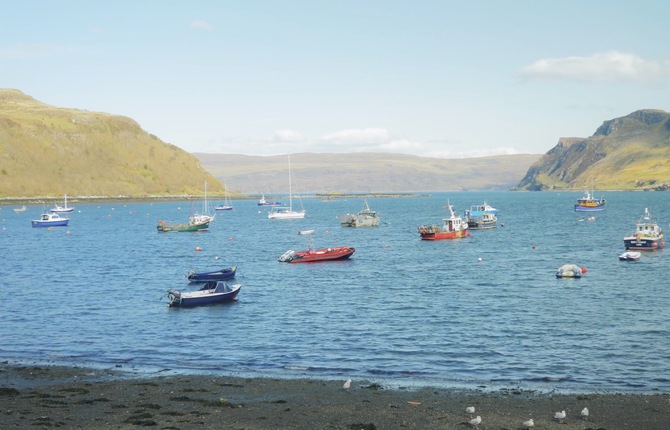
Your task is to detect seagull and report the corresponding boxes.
[469,415,481,429]
[522,418,534,428]
[581,407,589,420]
[554,410,566,423]
[465,406,475,415]
[342,379,352,390]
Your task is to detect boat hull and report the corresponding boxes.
[31,219,69,227]
[268,210,305,219]
[419,229,468,240]
[187,266,237,282]
[574,204,606,212]
[619,251,641,261]
[167,282,241,307]
[157,220,209,232]
[279,246,355,263]
[623,237,664,251]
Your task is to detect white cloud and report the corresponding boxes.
[321,128,392,147]
[190,20,214,32]
[521,51,670,83]
[272,129,303,142]
[179,129,525,160]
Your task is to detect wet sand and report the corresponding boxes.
[1,364,668,429]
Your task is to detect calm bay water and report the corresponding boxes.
[1,191,669,393]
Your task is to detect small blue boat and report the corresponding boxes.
[31,212,70,227]
[167,281,241,307]
[186,265,237,282]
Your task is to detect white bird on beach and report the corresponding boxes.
[522,418,534,428]
[554,410,566,422]
[469,415,481,429]
[581,407,589,420]
[465,406,475,415]
[342,379,352,390]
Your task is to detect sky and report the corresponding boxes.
[3,1,670,158]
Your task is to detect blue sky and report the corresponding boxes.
[3,1,670,158]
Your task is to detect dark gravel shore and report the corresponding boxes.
[1,365,668,429]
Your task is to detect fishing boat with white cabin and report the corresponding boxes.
[623,207,664,251]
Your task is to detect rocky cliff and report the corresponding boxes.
[516,109,670,191]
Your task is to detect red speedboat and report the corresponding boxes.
[278,246,355,263]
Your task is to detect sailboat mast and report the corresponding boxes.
[288,155,293,211]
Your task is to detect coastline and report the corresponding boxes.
[0,192,430,207]
[1,364,669,429]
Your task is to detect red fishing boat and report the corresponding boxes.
[418,201,469,240]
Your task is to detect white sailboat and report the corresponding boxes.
[51,194,74,213]
[215,183,234,211]
[269,155,306,220]
[190,181,215,225]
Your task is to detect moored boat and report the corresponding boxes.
[623,207,664,250]
[157,219,209,232]
[279,246,355,263]
[190,182,215,224]
[556,264,585,278]
[418,201,469,240]
[167,281,241,307]
[13,205,27,213]
[186,266,237,282]
[465,212,497,230]
[278,229,355,263]
[467,201,498,216]
[574,189,606,212]
[340,200,380,227]
[51,194,75,213]
[258,193,281,206]
[268,155,305,219]
[619,251,641,261]
[215,184,234,211]
[31,212,69,227]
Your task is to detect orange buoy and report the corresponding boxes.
[195,246,202,252]
[581,266,587,274]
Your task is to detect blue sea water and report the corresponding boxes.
[1,191,669,394]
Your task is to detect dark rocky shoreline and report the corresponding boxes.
[1,364,669,429]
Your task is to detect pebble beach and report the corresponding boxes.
[1,364,669,429]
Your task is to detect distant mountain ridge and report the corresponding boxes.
[195,152,542,194]
[517,109,670,191]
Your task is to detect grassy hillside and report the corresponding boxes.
[0,89,224,198]
[517,109,670,191]
[196,152,541,194]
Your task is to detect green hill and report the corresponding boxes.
[0,89,223,198]
[517,109,670,191]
